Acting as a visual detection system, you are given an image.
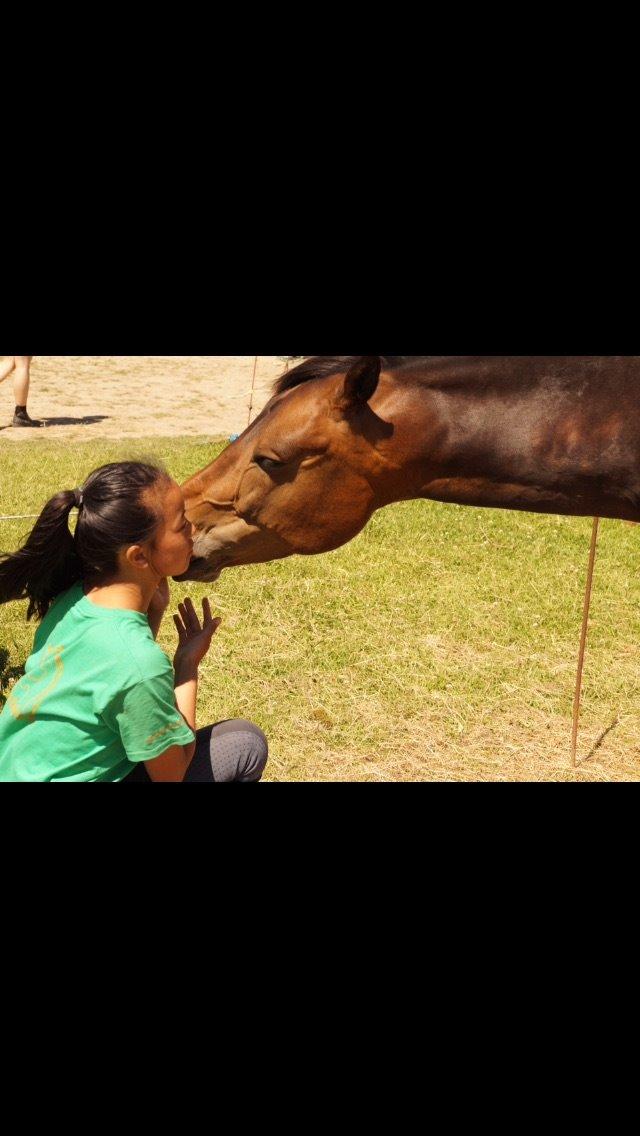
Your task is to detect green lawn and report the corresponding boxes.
[1,435,639,780]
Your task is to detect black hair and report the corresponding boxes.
[0,461,170,621]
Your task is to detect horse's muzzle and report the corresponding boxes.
[173,558,223,584]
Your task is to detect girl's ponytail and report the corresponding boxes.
[0,491,82,620]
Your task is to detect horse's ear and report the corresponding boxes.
[338,356,382,409]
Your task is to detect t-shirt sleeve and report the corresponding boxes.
[103,669,196,763]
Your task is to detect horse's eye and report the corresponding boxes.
[255,455,284,473]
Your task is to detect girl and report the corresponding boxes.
[0,461,268,782]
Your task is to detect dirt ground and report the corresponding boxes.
[0,356,290,442]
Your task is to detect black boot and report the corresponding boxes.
[11,407,42,428]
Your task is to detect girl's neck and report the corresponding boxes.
[84,578,155,614]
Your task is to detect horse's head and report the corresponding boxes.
[176,356,393,582]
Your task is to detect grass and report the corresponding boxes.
[1,434,640,781]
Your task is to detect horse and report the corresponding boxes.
[176,356,640,583]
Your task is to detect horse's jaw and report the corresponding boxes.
[173,559,224,584]
[174,511,293,581]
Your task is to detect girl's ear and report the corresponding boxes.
[124,544,150,570]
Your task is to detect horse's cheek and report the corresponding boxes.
[236,469,273,525]
[263,474,373,552]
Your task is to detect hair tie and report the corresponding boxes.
[73,488,84,509]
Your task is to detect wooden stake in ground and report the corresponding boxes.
[572,517,600,766]
[247,356,259,428]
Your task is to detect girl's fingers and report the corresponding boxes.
[196,616,221,645]
[177,597,221,639]
[198,619,221,653]
[182,597,201,632]
[178,602,198,633]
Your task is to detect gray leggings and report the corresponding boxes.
[123,719,269,783]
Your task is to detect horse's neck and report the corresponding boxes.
[371,361,640,521]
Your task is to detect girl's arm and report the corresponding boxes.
[144,597,220,783]
[174,659,198,736]
[142,667,198,781]
[144,742,194,782]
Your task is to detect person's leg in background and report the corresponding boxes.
[12,357,41,427]
[0,357,16,384]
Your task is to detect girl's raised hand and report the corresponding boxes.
[173,597,222,671]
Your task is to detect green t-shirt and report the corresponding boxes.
[0,583,195,782]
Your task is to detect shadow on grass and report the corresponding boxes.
[38,416,110,427]
[0,647,25,709]
[577,715,621,766]
[0,415,109,431]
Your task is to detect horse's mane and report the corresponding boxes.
[274,356,416,395]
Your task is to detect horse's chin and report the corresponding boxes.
[173,558,224,584]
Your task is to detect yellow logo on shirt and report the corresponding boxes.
[7,645,65,722]
[145,719,185,747]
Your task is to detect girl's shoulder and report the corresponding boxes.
[34,583,84,647]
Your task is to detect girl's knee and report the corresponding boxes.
[209,719,269,782]
[251,728,269,776]
[233,720,269,779]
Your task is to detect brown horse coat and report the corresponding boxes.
[178,356,640,581]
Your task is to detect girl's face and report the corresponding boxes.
[143,479,194,578]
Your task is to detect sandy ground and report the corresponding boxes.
[0,356,291,443]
